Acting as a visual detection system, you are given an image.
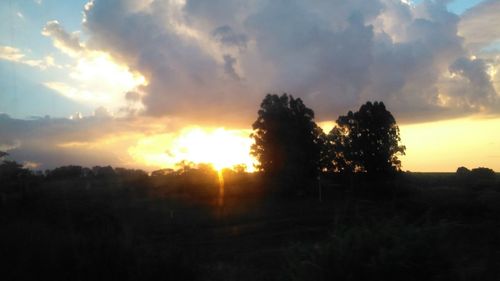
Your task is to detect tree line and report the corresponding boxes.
[1,94,406,186]
[2,93,498,195]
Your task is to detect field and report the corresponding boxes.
[1,171,500,281]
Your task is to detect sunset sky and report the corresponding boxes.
[0,0,499,172]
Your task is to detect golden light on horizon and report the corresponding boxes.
[319,117,500,172]
[128,127,257,172]
[399,117,500,172]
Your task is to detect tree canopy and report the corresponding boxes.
[328,101,405,175]
[251,94,322,189]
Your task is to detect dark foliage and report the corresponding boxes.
[251,94,322,192]
[1,159,499,281]
[328,101,405,175]
[46,165,84,179]
[456,166,470,175]
[0,160,30,181]
[321,126,351,173]
[471,167,496,180]
[456,166,497,188]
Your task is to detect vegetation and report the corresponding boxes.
[251,94,322,193]
[1,159,499,280]
[1,96,499,280]
[328,101,406,175]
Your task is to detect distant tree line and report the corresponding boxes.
[1,93,498,198]
[0,151,147,183]
[456,166,496,181]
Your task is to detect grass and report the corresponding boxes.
[1,172,499,280]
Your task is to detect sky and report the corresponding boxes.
[0,0,499,172]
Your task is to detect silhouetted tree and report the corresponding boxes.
[115,167,148,178]
[0,160,29,181]
[0,151,30,182]
[323,126,353,173]
[470,167,495,180]
[151,168,176,177]
[332,101,405,175]
[456,166,495,184]
[46,165,83,180]
[317,131,332,172]
[456,166,471,177]
[251,94,322,192]
[92,166,116,178]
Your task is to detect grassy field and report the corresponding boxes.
[1,171,500,281]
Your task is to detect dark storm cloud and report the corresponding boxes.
[222,54,240,80]
[81,0,500,124]
[212,25,248,49]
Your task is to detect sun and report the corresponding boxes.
[128,127,257,172]
[172,127,257,171]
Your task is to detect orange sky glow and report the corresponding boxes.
[115,116,500,173]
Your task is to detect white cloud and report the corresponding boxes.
[459,0,500,52]
[0,45,59,70]
[0,46,25,61]
[42,20,84,56]
[41,21,147,113]
[79,0,499,124]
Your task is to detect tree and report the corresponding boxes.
[251,94,322,191]
[457,166,470,176]
[470,167,495,180]
[46,165,84,180]
[456,166,471,177]
[332,101,405,175]
[324,126,353,173]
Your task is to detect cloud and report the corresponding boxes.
[42,20,84,56]
[459,0,500,52]
[0,113,256,171]
[222,54,240,80]
[78,0,500,125]
[0,45,58,69]
[93,106,112,118]
[40,20,146,113]
[0,46,24,61]
[0,113,180,170]
[448,57,498,110]
[212,25,248,49]
[42,52,146,108]
[5,0,500,171]
[125,91,141,101]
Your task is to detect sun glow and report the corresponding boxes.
[128,127,257,172]
[400,117,500,172]
[44,51,147,111]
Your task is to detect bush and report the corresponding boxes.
[284,219,454,281]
